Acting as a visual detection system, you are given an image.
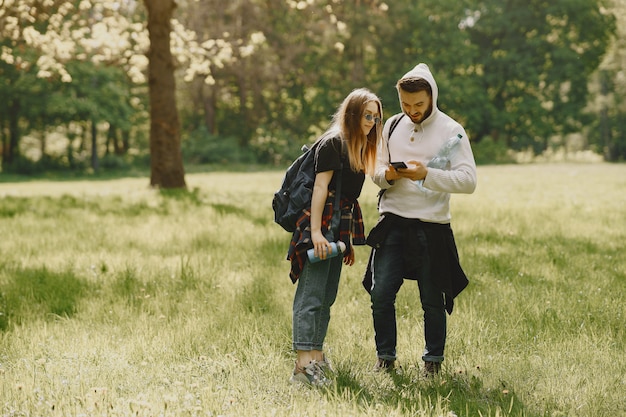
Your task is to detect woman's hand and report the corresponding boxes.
[343,248,355,266]
[311,231,333,260]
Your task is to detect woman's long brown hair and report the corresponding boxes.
[330,88,382,176]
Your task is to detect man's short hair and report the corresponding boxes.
[397,77,432,96]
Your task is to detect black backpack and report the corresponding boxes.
[273,139,342,233]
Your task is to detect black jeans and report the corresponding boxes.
[370,226,446,363]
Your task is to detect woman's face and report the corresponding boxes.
[361,101,380,136]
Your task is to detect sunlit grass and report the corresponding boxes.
[0,163,624,416]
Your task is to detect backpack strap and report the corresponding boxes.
[326,166,342,242]
[385,113,405,162]
[377,113,406,207]
[326,138,343,242]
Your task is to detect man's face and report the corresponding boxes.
[399,90,432,124]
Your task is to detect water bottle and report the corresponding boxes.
[414,133,463,191]
[307,241,346,263]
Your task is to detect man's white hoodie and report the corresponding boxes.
[372,63,477,223]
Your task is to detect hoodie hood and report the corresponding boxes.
[398,63,439,125]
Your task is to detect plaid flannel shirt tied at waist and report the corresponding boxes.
[287,192,365,283]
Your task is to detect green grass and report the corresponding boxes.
[0,163,624,416]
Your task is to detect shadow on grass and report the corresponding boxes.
[0,163,277,184]
[328,366,541,417]
[0,265,91,331]
[0,168,150,184]
[159,187,203,206]
[207,201,271,227]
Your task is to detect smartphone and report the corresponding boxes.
[390,161,407,169]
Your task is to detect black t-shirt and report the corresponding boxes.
[314,135,365,201]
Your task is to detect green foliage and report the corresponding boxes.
[607,117,626,161]
[1,156,46,176]
[1,0,622,169]
[249,126,308,165]
[471,137,516,165]
[463,0,616,146]
[2,154,75,175]
[99,154,132,171]
[0,29,147,171]
[587,67,626,161]
[181,126,255,164]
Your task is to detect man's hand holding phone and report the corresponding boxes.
[387,160,428,182]
[386,161,406,181]
[390,161,408,169]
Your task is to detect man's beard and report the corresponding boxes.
[407,104,433,124]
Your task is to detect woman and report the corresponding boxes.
[287,88,383,385]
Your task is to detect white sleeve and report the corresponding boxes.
[423,131,477,194]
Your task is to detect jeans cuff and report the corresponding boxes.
[293,343,323,351]
[377,354,396,361]
[422,355,444,363]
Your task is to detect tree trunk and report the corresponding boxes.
[91,119,99,172]
[107,124,125,155]
[67,128,75,168]
[6,100,20,165]
[599,70,613,161]
[122,129,130,154]
[0,125,5,166]
[203,86,217,135]
[144,0,186,188]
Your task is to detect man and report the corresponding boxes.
[364,63,477,376]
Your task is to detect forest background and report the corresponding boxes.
[1,0,626,184]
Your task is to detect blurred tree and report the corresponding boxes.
[0,0,622,170]
[0,0,149,172]
[587,0,626,161]
[463,0,616,153]
[177,0,359,163]
[370,0,479,121]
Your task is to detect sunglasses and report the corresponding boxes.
[364,114,381,124]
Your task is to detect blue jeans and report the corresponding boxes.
[370,226,446,363]
[292,254,343,351]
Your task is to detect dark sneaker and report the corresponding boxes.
[373,358,395,373]
[423,361,441,377]
[290,360,330,386]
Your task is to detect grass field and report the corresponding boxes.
[0,163,625,417]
